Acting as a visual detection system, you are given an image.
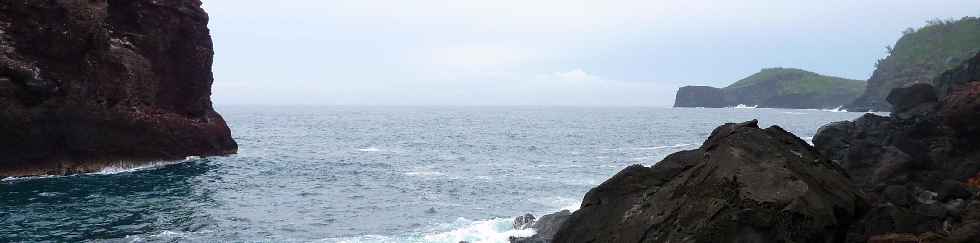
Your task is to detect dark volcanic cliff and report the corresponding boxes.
[673,86,728,108]
[847,17,980,112]
[0,0,237,177]
[674,68,864,109]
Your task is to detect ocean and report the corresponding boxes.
[0,106,870,242]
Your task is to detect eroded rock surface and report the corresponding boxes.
[551,120,867,243]
[0,0,237,177]
[814,52,980,242]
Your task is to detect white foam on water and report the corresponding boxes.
[124,230,201,243]
[405,171,446,177]
[93,156,202,175]
[320,217,535,243]
[733,104,759,109]
[604,143,693,151]
[2,175,59,182]
[820,106,849,113]
[635,144,693,150]
[421,217,536,243]
[151,230,188,238]
[325,196,581,243]
[802,136,815,145]
[1,156,204,182]
[782,111,808,115]
[358,147,383,152]
[323,235,402,243]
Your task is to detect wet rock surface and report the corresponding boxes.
[0,0,237,177]
[509,210,572,243]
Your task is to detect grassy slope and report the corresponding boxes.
[725,68,865,96]
[884,17,980,79]
[851,17,980,111]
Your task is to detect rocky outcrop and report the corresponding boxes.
[509,210,572,243]
[0,0,237,177]
[551,120,867,243]
[847,17,980,112]
[674,68,864,109]
[813,51,980,242]
[513,214,536,230]
[887,83,939,117]
[673,86,728,108]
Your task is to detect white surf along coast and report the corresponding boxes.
[1,156,207,182]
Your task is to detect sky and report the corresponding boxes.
[202,0,980,106]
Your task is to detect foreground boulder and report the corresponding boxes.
[0,0,237,177]
[886,83,939,119]
[553,120,867,243]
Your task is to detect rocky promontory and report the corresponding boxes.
[553,120,868,243]
[674,68,864,109]
[847,17,980,112]
[0,0,237,177]
[516,52,980,242]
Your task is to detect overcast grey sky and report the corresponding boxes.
[202,0,980,106]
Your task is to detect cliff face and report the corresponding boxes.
[847,17,980,112]
[673,68,864,109]
[672,86,727,108]
[0,0,237,177]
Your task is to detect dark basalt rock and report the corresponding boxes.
[509,210,572,243]
[934,52,980,98]
[937,180,972,202]
[513,214,536,230]
[673,86,728,108]
[883,185,914,207]
[813,52,980,242]
[887,83,939,119]
[0,0,237,177]
[941,82,980,142]
[552,120,868,243]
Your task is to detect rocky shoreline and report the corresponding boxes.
[512,53,980,242]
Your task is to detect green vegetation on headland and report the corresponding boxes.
[726,68,865,98]
[674,68,865,109]
[848,16,980,111]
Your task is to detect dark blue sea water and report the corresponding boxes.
[0,106,870,242]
